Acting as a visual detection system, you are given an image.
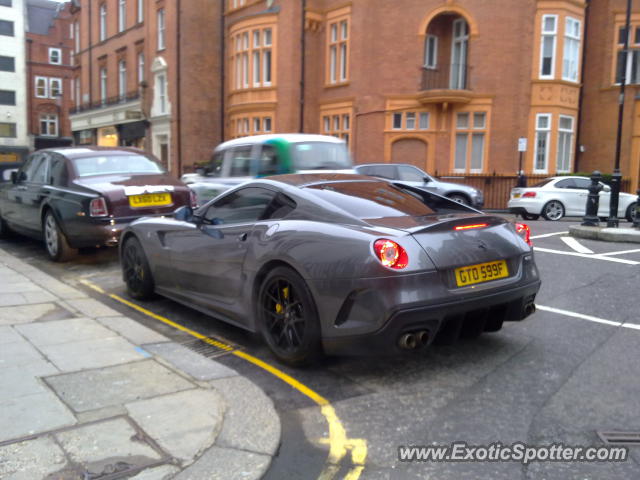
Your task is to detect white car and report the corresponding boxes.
[508,176,637,221]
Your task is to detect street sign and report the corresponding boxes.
[518,138,528,152]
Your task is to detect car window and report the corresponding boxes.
[258,145,280,177]
[573,178,591,190]
[204,187,276,225]
[358,165,396,179]
[291,142,352,170]
[72,154,163,177]
[228,146,253,177]
[555,179,576,189]
[305,181,469,219]
[530,178,555,188]
[20,155,40,182]
[398,166,426,182]
[49,155,68,187]
[262,192,296,220]
[30,154,48,184]
[206,151,224,177]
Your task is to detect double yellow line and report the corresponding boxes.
[79,279,367,480]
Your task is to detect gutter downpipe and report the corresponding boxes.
[176,0,183,175]
[220,0,225,141]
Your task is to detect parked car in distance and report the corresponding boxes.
[508,176,637,221]
[0,147,193,261]
[354,163,484,208]
[120,173,540,366]
[181,134,353,205]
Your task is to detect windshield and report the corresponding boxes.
[73,155,163,177]
[305,181,469,219]
[292,142,352,170]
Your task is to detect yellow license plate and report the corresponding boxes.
[128,193,172,208]
[455,260,509,287]
[513,193,521,198]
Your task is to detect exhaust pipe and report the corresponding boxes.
[398,333,417,350]
[416,330,429,347]
[524,303,536,316]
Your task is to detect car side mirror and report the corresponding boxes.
[195,167,206,176]
[602,185,611,193]
[423,176,431,183]
[173,205,193,222]
[10,171,18,184]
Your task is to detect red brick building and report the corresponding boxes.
[65,0,640,206]
[68,0,221,173]
[26,0,74,149]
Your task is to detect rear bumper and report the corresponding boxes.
[66,214,166,248]
[322,279,540,355]
[507,198,544,215]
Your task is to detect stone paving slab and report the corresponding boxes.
[96,316,169,345]
[126,389,225,463]
[55,417,163,462]
[211,376,281,456]
[0,303,59,325]
[0,339,47,368]
[144,342,237,381]
[22,291,58,304]
[39,335,144,371]
[15,317,116,347]
[0,436,67,480]
[174,445,271,480]
[46,359,195,413]
[0,391,76,443]
[0,325,23,344]
[65,298,121,318]
[130,465,181,480]
[0,365,54,402]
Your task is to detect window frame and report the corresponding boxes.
[157,8,165,50]
[118,0,126,32]
[48,48,62,65]
[118,60,127,99]
[556,114,574,173]
[539,14,558,79]
[99,3,107,41]
[424,34,438,69]
[35,76,48,98]
[533,113,552,173]
[562,17,581,82]
[49,77,62,98]
[453,110,488,173]
[0,19,14,37]
[39,114,59,137]
[326,15,349,85]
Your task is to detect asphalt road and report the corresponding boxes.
[2,216,640,480]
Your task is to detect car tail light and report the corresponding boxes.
[373,239,409,269]
[522,191,537,198]
[189,190,198,208]
[515,222,532,246]
[89,197,108,217]
[454,223,488,231]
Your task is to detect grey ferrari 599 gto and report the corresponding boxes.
[120,173,540,365]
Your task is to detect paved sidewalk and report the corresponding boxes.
[0,248,281,480]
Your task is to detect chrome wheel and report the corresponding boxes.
[542,201,565,221]
[448,194,469,206]
[44,214,59,257]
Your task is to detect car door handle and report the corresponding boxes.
[238,233,247,242]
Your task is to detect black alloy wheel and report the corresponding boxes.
[258,266,322,366]
[122,237,155,300]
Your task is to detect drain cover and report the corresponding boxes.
[597,431,640,445]
[180,337,235,359]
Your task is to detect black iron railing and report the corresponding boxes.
[70,90,140,114]
[421,63,471,91]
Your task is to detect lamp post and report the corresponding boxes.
[609,0,633,228]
